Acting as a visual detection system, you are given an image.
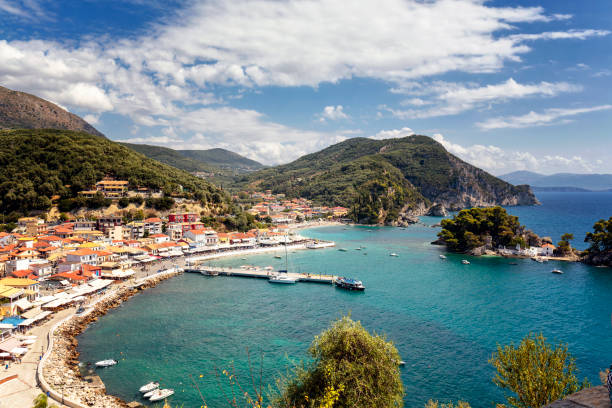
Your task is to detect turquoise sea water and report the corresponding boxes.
[78,192,612,407]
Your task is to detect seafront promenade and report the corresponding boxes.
[0,237,337,407]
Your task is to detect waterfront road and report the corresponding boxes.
[0,307,75,408]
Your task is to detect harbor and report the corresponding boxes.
[184,265,337,284]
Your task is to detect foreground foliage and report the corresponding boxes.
[489,333,589,408]
[438,206,527,252]
[275,316,404,408]
[32,393,58,408]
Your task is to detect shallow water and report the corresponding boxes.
[78,193,612,407]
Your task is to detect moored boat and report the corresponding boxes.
[461,260,470,265]
[390,253,399,257]
[139,381,159,393]
[552,269,563,274]
[439,254,447,259]
[269,275,298,284]
[95,359,117,367]
[335,277,365,291]
[148,389,175,402]
[338,248,348,252]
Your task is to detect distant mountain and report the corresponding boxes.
[179,148,264,173]
[0,129,226,216]
[235,135,537,224]
[120,143,220,173]
[0,85,104,137]
[500,171,612,191]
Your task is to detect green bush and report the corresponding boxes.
[275,316,404,408]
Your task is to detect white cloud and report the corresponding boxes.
[320,105,349,121]
[371,127,415,140]
[83,114,100,125]
[477,105,612,130]
[389,78,580,119]
[432,133,596,174]
[510,29,610,42]
[0,0,608,165]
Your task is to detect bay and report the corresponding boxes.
[78,192,612,407]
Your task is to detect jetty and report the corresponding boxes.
[185,266,337,284]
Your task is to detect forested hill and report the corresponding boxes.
[0,86,104,137]
[179,148,264,172]
[119,143,220,173]
[0,129,227,216]
[235,135,537,223]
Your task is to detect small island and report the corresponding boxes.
[434,206,612,267]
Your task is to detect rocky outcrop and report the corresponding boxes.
[582,251,612,267]
[0,85,104,137]
[426,203,448,217]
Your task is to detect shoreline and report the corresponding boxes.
[38,269,185,408]
[39,235,337,407]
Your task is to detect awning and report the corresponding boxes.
[13,298,34,312]
[0,338,20,352]
[10,347,28,355]
[21,307,42,319]
[0,324,14,330]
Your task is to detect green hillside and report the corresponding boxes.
[0,129,227,216]
[235,135,537,223]
[120,142,220,173]
[179,148,264,172]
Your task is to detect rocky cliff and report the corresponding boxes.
[0,85,104,137]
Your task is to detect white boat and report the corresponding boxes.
[274,255,282,259]
[139,381,159,393]
[552,269,564,274]
[390,253,399,257]
[269,275,298,284]
[95,359,117,367]
[439,254,446,259]
[143,389,156,398]
[148,389,175,402]
[306,241,328,249]
[461,260,470,265]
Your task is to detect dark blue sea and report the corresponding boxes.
[78,192,612,407]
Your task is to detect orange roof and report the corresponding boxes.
[94,251,113,256]
[67,249,97,256]
[145,217,162,223]
[39,235,62,241]
[150,234,167,238]
[542,243,556,249]
[51,272,89,281]
[10,270,33,278]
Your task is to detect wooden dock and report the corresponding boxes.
[185,266,337,284]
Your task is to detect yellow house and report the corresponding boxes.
[0,278,39,301]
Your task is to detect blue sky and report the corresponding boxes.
[1,0,610,174]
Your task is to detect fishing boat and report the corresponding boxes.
[390,253,399,257]
[201,269,219,276]
[461,260,470,265]
[95,359,117,367]
[139,382,159,393]
[552,269,564,274]
[148,389,175,402]
[439,254,447,259]
[269,275,298,284]
[335,277,365,291]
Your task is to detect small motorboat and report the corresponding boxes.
[338,248,348,252]
[355,248,361,251]
[139,381,160,393]
[274,255,282,259]
[269,275,298,284]
[390,253,399,257]
[95,359,117,367]
[148,389,175,402]
[552,269,564,274]
[461,260,470,265]
[439,254,446,259]
[398,360,406,366]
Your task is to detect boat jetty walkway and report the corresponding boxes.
[185,265,337,284]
